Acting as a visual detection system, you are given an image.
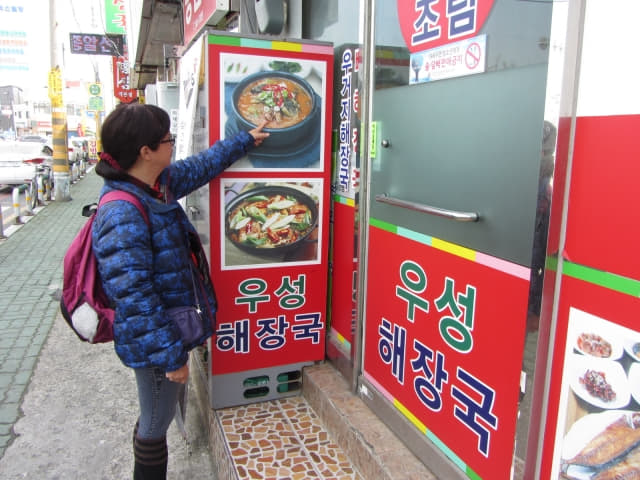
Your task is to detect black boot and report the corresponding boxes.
[133,434,168,480]
[133,420,139,443]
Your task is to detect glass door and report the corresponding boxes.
[359,1,558,478]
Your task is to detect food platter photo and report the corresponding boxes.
[628,362,640,405]
[622,332,640,362]
[568,353,631,410]
[572,331,624,360]
[222,181,322,267]
[567,308,625,360]
[560,409,640,480]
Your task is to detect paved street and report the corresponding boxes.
[0,168,214,478]
[0,175,87,458]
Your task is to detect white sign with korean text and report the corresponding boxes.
[175,36,204,161]
[409,34,486,85]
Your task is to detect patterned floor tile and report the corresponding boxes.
[220,396,362,479]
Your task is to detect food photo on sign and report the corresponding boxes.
[555,308,640,479]
[221,179,323,268]
[219,53,326,170]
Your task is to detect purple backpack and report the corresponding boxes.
[60,191,148,343]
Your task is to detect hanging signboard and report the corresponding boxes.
[69,33,124,56]
[206,34,334,382]
[183,0,228,49]
[104,0,127,35]
[112,55,136,102]
[112,39,137,103]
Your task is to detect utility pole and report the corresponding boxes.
[48,0,71,201]
[92,63,103,154]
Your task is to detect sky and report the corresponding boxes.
[0,0,115,102]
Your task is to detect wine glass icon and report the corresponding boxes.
[411,55,424,83]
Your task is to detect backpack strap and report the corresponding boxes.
[98,190,149,225]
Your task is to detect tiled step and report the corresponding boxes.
[191,355,434,479]
[213,398,362,479]
[302,363,436,480]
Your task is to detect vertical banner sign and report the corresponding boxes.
[105,0,137,102]
[206,34,334,375]
[328,45,362,356]
[175,36,204,161]
[335,45,361,198]
[112,45,137,102]
[364,223,530,479]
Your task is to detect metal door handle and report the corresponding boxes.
[375,193,480,222]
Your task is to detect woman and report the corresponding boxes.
[91,102,268,479]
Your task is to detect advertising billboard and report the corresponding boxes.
[205,34,334,378]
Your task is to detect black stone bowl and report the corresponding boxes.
[229,71,319,149]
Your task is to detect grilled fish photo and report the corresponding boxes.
[592,444,640,480]
[566,413,640,468]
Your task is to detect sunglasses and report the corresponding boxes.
[159,135,176,146]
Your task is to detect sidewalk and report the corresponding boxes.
[0,167,436,480]
[0,169,215,479]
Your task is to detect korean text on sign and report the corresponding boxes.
[215,274,324,353]
[377,259,498,457]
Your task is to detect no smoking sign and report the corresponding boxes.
[409,35,487,85]
[465,42,482,69]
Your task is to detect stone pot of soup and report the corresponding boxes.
[231,71,317,148]
[225,185,319,256]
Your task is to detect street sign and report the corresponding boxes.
[48,67,62,99]
[88,83,102,96]
[88,96,104,112]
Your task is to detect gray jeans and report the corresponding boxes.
[134,367,180,439]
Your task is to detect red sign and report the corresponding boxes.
[329,201,358,347]
[183,0,219,48]
[563,114,640,281]
[364,225,529,478]
[397,0,494,52]
[209,254,327,375]
[112,56,137,102]
[205,37,335,377]
[539,274,640,479]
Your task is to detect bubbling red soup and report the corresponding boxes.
[235,76,313,129]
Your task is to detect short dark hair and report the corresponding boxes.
[96,102,171,179]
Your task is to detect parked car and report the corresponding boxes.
[18,135,49,144]
[71,137,93,163]
[0,141,53,207]
[68,140,82,165]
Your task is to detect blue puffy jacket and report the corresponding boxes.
[92,131,253,372]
